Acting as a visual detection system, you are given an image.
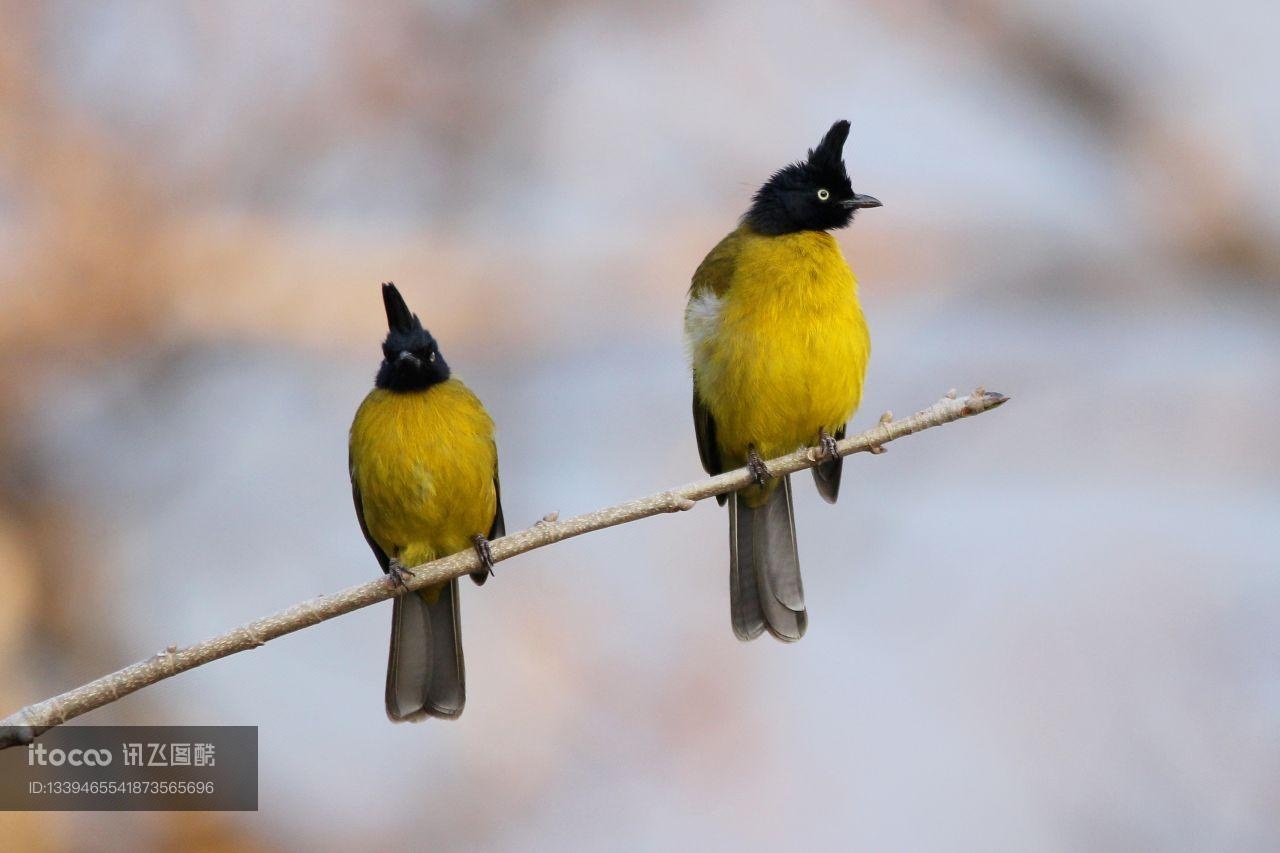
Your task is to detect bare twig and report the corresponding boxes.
[0,389,1008,748]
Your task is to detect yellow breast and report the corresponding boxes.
[349,379,498,567]
[688,226,870,465]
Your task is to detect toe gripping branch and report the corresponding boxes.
[387,558,412,589]
[819,429,840,460]
[746,446,772,486]
[472,535,496,578]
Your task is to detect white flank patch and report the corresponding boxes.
[684,290,724,356]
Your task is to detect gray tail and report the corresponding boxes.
[385,578,465,721]
[729,476,807,642]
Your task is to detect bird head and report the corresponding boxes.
[742,120,881,236]
[375,282,451,392]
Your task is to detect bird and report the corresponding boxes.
[349,282,504,720]
[685,119,880,642]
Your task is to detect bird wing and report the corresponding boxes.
[488,438,506,541]
[471,453,504,586]
[687,228,741,300]
[692,384,729,508]
[688,230,742,507]
[692,382,722,476]
[349,449,390,572]
[812,424,845,504]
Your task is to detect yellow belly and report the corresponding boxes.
[349,379,497,569]
[689,228,870,467]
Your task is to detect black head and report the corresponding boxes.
[742,120,882,236]
[374,282,450,392]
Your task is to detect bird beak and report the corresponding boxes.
[842,194,882,210]
[396,351,421,367]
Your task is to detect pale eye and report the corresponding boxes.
[428,351,437,363]
[817,188,830,201]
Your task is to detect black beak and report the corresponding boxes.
[396,351,421,367]
[842,194,882,210]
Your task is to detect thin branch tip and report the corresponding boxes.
[954,388,1009,415]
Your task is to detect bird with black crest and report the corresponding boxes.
[685,119,881,642]
[349,283,505,720]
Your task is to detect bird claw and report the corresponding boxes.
[472,534,496,578]
[747,447,772,486]
[818,430,840,460]
[387,558,413,589]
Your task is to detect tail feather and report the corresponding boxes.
[385,578,465,721]
[729,476,807,642]
[729,498,766,640]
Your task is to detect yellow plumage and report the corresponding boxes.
[349,378,498,592]
[688,119,877,643]
[353,281,502,720]
[687,224,870,499]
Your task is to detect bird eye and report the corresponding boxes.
[817,188,830,201]
[428,351,437,363]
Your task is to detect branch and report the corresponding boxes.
[0,388,1008,748]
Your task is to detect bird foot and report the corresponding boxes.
[472,534,496,578]
[387,558,413,589]
[747,447,772,486]
[818,429,840,460]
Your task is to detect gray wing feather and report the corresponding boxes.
[692,385,729,507]
[350,452,390,572]
[812,424,845,504]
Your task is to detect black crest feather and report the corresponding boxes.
[381,282,422,333]
[807,120,850,177]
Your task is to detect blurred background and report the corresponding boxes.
[1,0,1277,849]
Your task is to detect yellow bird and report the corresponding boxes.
[685,120,880,641]
[349,283,504,720]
